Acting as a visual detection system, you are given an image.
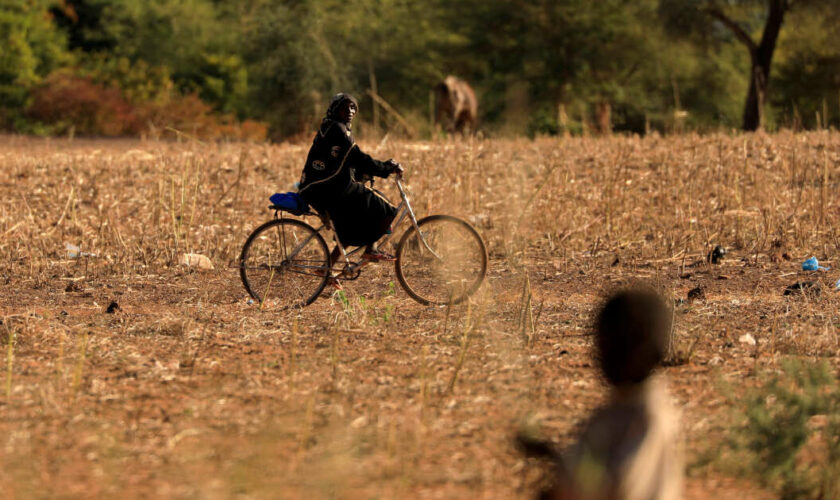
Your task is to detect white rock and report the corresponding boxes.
[350,415,368,429]
[738,333,756,346]
[179,253,214,270]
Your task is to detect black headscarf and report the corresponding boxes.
[325,93,359,128]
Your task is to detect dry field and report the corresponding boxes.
[1,132,838,498]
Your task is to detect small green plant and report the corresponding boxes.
[382,303,394,323]
[386,281,396,297]
[728,359,840,499]
[333,290,351,315]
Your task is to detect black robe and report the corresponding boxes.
[298,119,397,247]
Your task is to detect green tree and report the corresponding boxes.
[660,0,836,131]
[242,0,457,138]
[444,0,679,135]
[53,0,249,115]
[0,0,70,125]
[772,4,840,128]
[50,0,116,52]
[241,1,334,138]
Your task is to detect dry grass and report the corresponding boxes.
[1,132,838,498]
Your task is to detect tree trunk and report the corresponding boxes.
[741,0,786,131]
[557,102,569,137]
[743,64,768,131]
[595,101,612,135]
[709,0,787,132]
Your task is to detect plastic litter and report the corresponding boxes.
[65,243,96,258]
[65,243,79,258]
[834,278,840,291]
[802,256,829,271]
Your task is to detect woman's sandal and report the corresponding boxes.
[362,249,396,262]
[315,268,343,290]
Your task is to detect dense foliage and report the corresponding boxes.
[731,360,839,499]
[1,0,839,139]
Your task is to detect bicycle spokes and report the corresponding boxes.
[239,219,330,308]
[396,215,487,305]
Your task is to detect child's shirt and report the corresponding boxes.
[554,377,683,500]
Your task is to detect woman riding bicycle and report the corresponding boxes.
[298,93,404,266]
[240,95,487,306]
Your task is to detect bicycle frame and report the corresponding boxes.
[279,175,436,278]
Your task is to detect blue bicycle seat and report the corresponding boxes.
[269,192,310,215]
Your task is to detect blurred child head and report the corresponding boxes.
[595,288,671,386]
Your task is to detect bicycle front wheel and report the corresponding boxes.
[395,215,488,305]
[239,218,330,309]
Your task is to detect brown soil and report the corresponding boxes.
[1,133,838,498]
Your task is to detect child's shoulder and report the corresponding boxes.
[581,378,678,450]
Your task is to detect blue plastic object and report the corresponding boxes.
[269,192,309,214]
[802,256,829,271]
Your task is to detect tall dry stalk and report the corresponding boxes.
[441,294,453,337]
[419,345,429,421]
[518,275,538,347]
[56,329,65,389]
[446,301,474,394]
[288,317,298,392]
[329,322,340,381]
[71,330,89,400]
[186,164,201,252]
[259,267,276,310]
[820,150,828,226]
[290,395,316,472]
[4,319,14,401]
[170,175,180,252]
[741,139,748,210]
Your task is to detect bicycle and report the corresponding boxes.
[239,173,488,309]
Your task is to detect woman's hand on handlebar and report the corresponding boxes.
[385,159,404,177]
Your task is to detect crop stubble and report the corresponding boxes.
[0,132,838,498]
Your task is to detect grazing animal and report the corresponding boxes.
[434,76,478,135]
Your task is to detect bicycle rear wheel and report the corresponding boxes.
[239,218,330,309]
[395,215,487,305]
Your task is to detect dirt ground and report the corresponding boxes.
[1,133,837,498]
